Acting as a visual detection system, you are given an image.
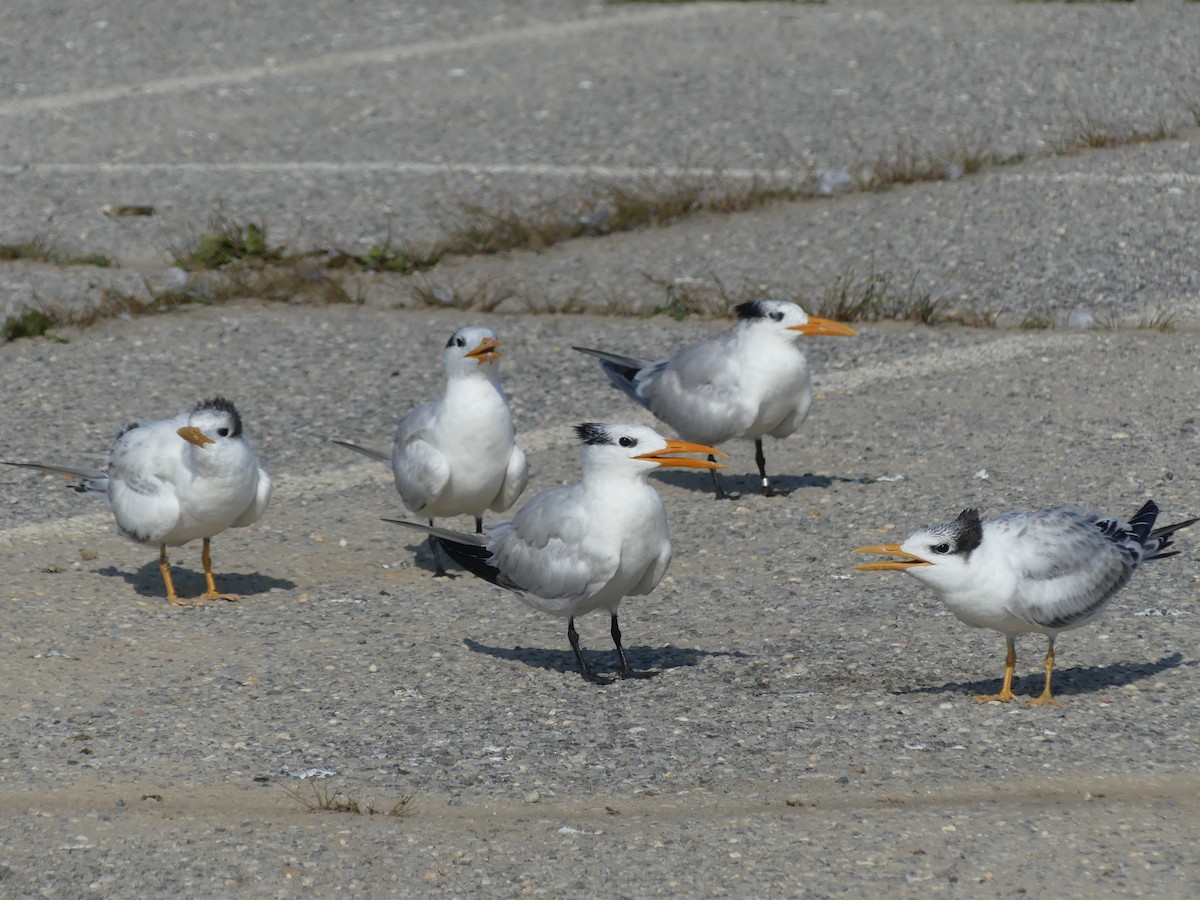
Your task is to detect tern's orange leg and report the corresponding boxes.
[199,538,238,603]
[974,637,1018,703]
[160,545,193,606]
[1027,640,1062,707]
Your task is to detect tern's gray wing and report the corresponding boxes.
[637,336,752,443]
[1002,509,1134,630]
[232,467,273,528]
[489,442,529,513]
[486,484,620,613]
[391,401,450,513]
[105,419,186,543]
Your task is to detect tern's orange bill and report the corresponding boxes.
[790,317,858,337]
[636,439,727,469]
[177,426,215,448]
[851,544,931,571]
[466,337,503,363]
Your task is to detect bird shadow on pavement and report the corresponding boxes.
[902,652,1186,700]
[405,538,461,578]
[654,469,875,497]
[463,637,747,678]
[97,562,296,600]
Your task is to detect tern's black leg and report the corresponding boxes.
[428,519,451,578]
[709,455,738,501]
[568,616,613,685]
[754,439,791,497]
[612,613,658,679]
[755,439,773,495]
[474,517,484,534]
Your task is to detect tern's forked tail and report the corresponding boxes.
[1144,510,1200,562]
[436,538,506,588]
[572,346,654,410]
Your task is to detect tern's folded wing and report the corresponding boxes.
[1004,510,1133,630]
[489,442,529,513]
[488,486,619,612]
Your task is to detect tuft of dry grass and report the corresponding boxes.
[853,136,996,192]
[808,264,955,325]
[282,779,417,817]
[1052,110,1176,155]
[1,237,113,268]
[1,262,362,343]
[409,276,519,312]
[168,216,287,270]
[1,308,60,342]
[959,306,1003,329]
[1019,308,1054,330]
[1137,307,1175,333]
[328,228,446,275]
[642,272,756,320]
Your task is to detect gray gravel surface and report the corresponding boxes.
[3,308,1200,896]
[3,1,1200,897]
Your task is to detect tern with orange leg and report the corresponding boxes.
[854,502,1196,705]
[5,397,272,605]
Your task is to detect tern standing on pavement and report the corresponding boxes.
[336,326,528,576]
[854,501,1197,705]
[388,423,724,684]
[5,397,272,606]
[574,300,855,499]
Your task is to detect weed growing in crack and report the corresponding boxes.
[282,779,417,818]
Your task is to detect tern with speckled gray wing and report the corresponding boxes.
[4,397,272,605]
[854,501,1197,705]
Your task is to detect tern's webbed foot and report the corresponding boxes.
[582,671,616,686]
[713,490,741,502]
[619,668,659,680]
[200,591,239,603]
[972,689,1017,704]
[1026,694,1062,708]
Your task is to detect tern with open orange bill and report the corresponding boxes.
[574,299,855,499]
[333,325,528,576]
[854,502,1197,706]
[4,397,272,605]
[387,423,724,685]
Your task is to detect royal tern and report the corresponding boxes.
[574,300,855,499]
[4,397,272,606]
[334,325,529,576]
[854,501,1197,705]
[386,423,724,684]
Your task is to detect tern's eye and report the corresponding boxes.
[769,311,784,322]
[619,436,637,448]
[455,337,466,348]
[217,427,230,437]
[931,542,951,554]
